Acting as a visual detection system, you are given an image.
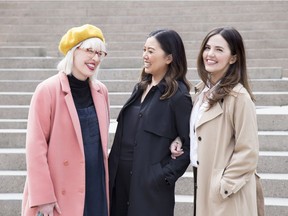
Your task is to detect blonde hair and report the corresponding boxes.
[57,37,107,80]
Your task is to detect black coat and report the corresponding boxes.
[109,81,192,216]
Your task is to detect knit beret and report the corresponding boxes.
[58,24,105,55]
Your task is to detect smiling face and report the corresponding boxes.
[142,36,172,82]
[202,34,236,83]
[71,38,106,81]
[71,47,101,81]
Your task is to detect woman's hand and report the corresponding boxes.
[170,137,183,159]
[37,202,61,216]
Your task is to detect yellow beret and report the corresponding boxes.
[58,24,105,55]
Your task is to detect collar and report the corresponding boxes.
[58,71,101,94]
[156,79,166,94]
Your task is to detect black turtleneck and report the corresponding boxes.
[68,74,94,109]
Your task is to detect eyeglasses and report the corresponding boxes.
[78,48,107,60]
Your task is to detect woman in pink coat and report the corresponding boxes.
[21,24,110,216]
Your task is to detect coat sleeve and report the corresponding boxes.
[26,83,57,207]
[220,92,259,198]
[163,90,192,184]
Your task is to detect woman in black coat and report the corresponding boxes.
[109,29,193,216]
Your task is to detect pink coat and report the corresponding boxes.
[21,71,110,216]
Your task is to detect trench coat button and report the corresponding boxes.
[127,201,130,206]
[197,161,199,165]
[198,136,202,141]
[224,190,228,194]
[139,113,143,118]
[165,178,170,185]
[130,171,133,175]
[61,190,66,195]
[63,160,69,166]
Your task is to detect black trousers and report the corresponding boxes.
[193,167,197,216]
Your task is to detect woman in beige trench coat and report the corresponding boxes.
[171,27,264,216]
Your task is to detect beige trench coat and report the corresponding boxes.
[194,82,259,216]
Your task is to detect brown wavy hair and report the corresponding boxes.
[197,27,255,108]
[139,29,191,99]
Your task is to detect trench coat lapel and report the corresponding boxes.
[196,101,223,129]
[59,72,84,155]
[194,81,223,129]
[124,85,142,108]
[117,85,142,121]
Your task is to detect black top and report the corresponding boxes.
[120,96,141,160]
[68,74,93,108]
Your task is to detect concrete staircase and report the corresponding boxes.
[0,1,288,215]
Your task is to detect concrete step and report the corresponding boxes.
[0,57,59,69]
[258,131,288,151]
[0,120,27,130]
[1,108,287,131]
[2,128,288,151]
[2,29,288,45]
[256,107,288,131]
[0,194,287,216]
[1,9,288,28]
[3,87,286,104]
[0,98,287,120]
[97,48,288,60]
[0,46,47,57]
[0,79,287,94]
[1,9,288,33]
[0,1,287,17]
[107,39,288,51]
[250,79,288,92]
[71,79,288,93]
[0,148,287,173]
[0,89,288,106]
[1,171,287,198]
[0,67,283,81]
[0,171,26,193]
[2,44,288,60]
[253,92,288,106]
[0,129,27,148]
[3,39,288,59]
[0,57,287,70]
[1,127,288,151]
[0,148,26,170]
[0,93,33,105]
[257,151,288,174]
[0,0,287,8]
[0,80,286,105]
[0,194,22,216]
[2,37,288,52]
